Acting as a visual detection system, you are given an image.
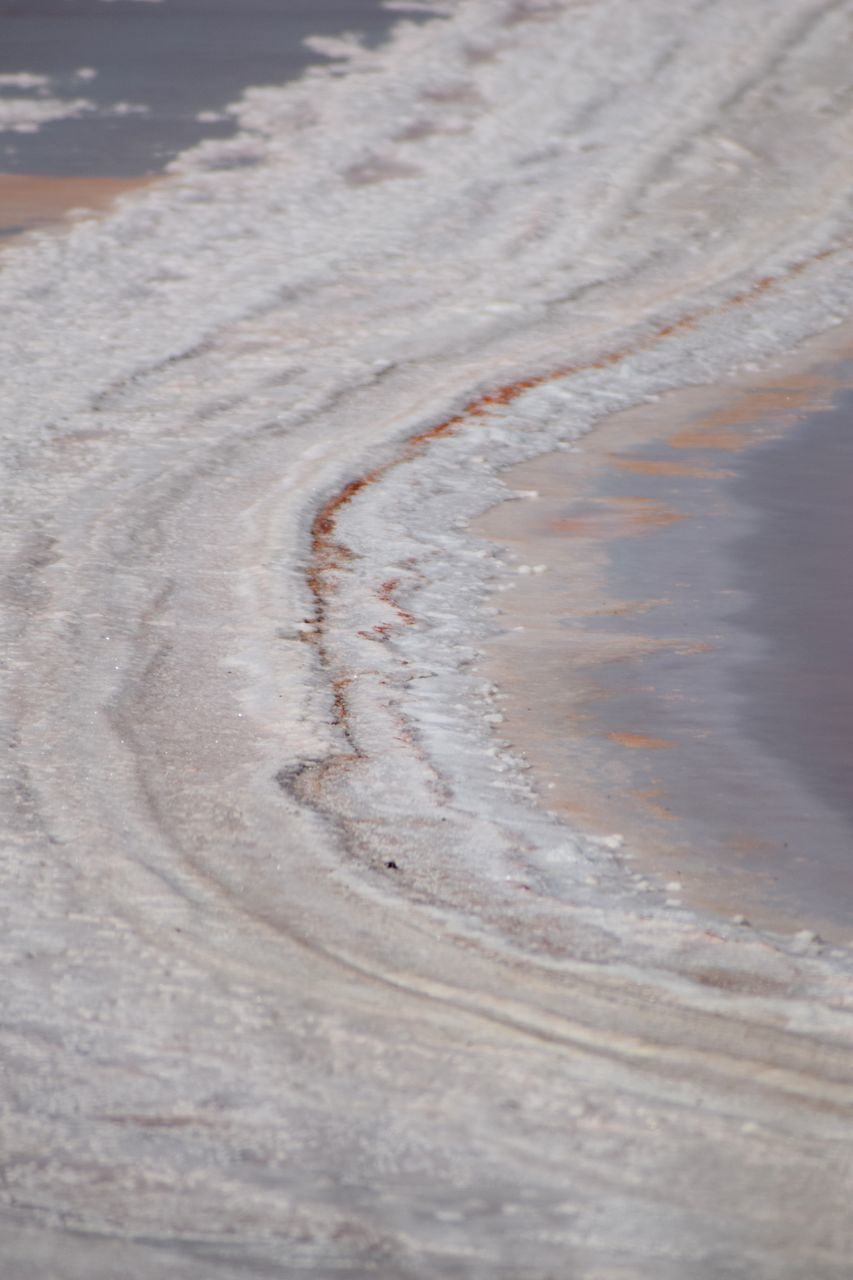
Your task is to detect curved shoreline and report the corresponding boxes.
[473,320,853,941]
[290,237,853,961]
[300,237,850,793]
[3,1,853,1273]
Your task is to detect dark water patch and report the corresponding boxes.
[729,381,853,837]
[581,366,853,930]
[475,330,853,938]
[0,0,434,179]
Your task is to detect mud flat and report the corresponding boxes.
[3,2,853,1277]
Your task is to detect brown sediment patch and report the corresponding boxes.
[630,789,676,821]
[610,456,734,478]
[677,641,715,656]
[701,384,837,427]
[667,426,754,451]
[725,837,775,854]
[690,969,790,998]
[101,1113,214,1130]
[580,598,668,619]
[607,731,676,749]
[609,496,687,526]
[667,382,842,451]
[551,497,686,538]
[0,172,155,240]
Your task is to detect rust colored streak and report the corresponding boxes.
[667,383,839,451]
[304,239,846,741]
[470,376,541,410]
[313,467,385,540]
[607,731,676,749]
[331,676,353,722]
[407,416,463,446]
[376,577,416,627]
[101,1114,210,1129]
[667,426,753,452]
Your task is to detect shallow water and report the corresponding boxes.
[0,0,427,232]
[476,325,853,938]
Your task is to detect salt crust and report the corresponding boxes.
[4,3,853,1267]
[2,0,853,1005]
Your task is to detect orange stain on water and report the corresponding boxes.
[630,788,677,820]
[609,455,734,478]
[607,731,676,749]
[551,496,686,538]
[666,382,843,452]
[725,836,775,854]
[0,172,154,236]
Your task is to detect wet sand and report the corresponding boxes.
[0,172,153,238]
[475,321,853,940]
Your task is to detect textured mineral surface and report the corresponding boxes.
[2,2,853,1276]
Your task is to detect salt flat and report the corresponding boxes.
[2,1,853,1275]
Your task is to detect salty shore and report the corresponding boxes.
[0,0,418,235]
[473,320,853,941]
[0,173,154,239]
[3,1,853,1276]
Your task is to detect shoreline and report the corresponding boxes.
[0,0,428,243]
[472,319,853,943]
[4,1,853,1272]
[0,172,156,243]
[298,267,853,953]
[303,248,853,970]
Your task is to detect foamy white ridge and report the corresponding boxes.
[3,2,853,1274]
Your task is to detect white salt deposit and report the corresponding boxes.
[3,1,853,1274]
[0,94,94,133]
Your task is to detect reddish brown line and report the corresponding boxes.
[306,242,849,742]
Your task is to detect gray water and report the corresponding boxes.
[585,365,853,930]
[731,383,853,832]
[0,0,432,178]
